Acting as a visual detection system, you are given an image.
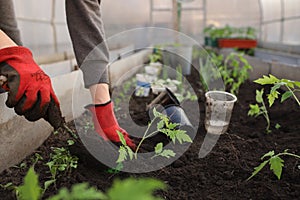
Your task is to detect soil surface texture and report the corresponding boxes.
[0,66,299,200]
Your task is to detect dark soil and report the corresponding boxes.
[0,66,299,200]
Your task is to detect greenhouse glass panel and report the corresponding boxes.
[181,0,203,9]
[261,0,281,21]
[206,0,260,28]
[284,0,300,18]
[283,19,300,45]
[152,0,172,9]
[261,22,281,43]
[181,10,203,40]
[102,0,151,37]
[152,12,173,27]
[14,0,52,20]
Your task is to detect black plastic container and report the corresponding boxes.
[151,88,195,136]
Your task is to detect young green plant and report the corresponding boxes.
[46,147,78,180]
[219,52,252,95]
[149,45,163,63]
[116,108,192,163]
[248,149,300,180]
[12,165,166,200]
[253,74,300,106]
[249,74,300,132]
[248,89,272,133]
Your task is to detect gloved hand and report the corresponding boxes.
[0,46,63,129]
[86,101,136,150]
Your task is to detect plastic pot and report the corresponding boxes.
[163,105,195,135]
[204,91,237,135]
[217,38,257,49]
[148,88,195,135]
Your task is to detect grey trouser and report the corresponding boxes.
[0,0,109,88]
[0,0,22,45]
[66,0,110,88]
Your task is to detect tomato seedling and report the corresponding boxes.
[248,149,300,180]
[116,108,192,163]
[254,74,300,106]
[248,89,272,133]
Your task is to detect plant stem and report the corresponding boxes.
[261,101,271,133]
[278,152,300,159]
[63,124,78,139]
[286,86,300,106]
[134,117,158,159]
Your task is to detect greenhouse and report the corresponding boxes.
[0,0,299,199]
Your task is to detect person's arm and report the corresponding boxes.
[0,29,17,49]
[0,30,63,129]
[0,0,22,45]
[65,0,136,149]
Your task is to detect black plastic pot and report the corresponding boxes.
[149,88,195,136]
[163,105,195,136]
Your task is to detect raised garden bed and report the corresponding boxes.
[0,55,299,199]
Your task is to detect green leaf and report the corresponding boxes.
[125,146,134,160]
[67,140,75,146]
[254,74,278,85]
[255,89,264,103]
[106,163,123,174]
[248,104,260,117]
[267,90,280,107]
[44,179,56,194]
[117,131,127,146]
[174,130,193,144]
[247,160,269,181]
[166,122,178,130]
[106,178,166,200]
[152,107,159,118]
[261,150,275,160]
[48,183,106,200]
[116,146,128,163]
[293,81,300,88]
[269,156,284,180]
[17,167,42,200]
[154,143,163,154]
[281,91,293,102]
[282,79,294,88]
[270,83,281,94]
[157,120,165,130]
[275,123,281,129]
[159,149,176,158]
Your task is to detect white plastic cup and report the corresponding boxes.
[204,91,237,135]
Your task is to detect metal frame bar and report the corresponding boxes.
[280,0,284,42]
[51,0,58,52]
[258,0,263,41]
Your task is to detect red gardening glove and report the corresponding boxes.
[86,101,136,150]
[0,46,63,128]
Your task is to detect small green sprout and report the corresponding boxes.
[248,89,271,133]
